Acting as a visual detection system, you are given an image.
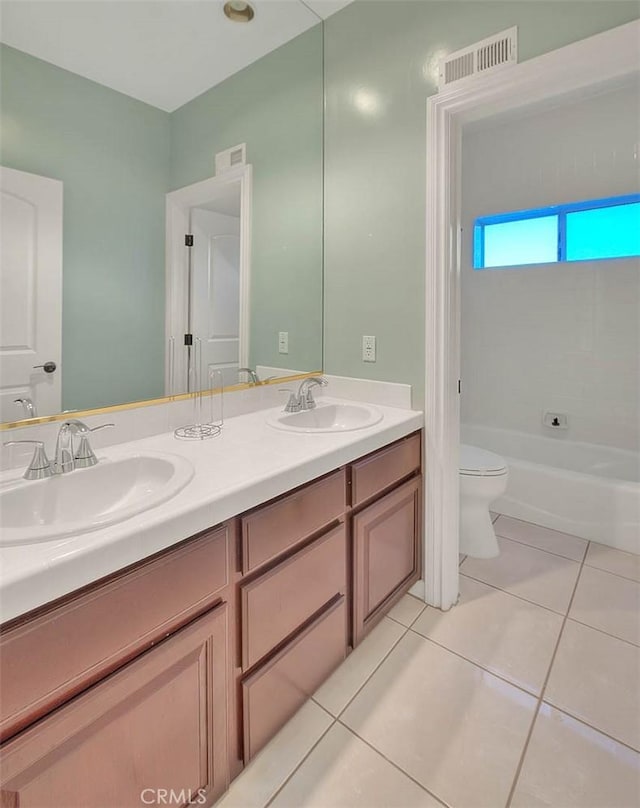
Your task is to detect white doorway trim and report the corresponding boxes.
[165,165,252,395]
[424,20,640,610]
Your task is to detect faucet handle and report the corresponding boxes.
[278,388,302,413]
[238,367,260,384]
[298,376,328,410]
[74,423,115,467]
[3,440,52,480]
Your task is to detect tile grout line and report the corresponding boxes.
[565,614,640,649]
[335,719,452,808]
[493,515,638,583]
[540,699,640,754]
[385,606,428,632]
[311,615,409,721]
[504,539,590,808]
[459,570,572,617]
[330,618,414,719]
[582,560,640,585]
[547,536,640,646]
[489,532,585,564]
[269,618,418,808]
[406,627,543,700]
[262,716,337,808]
[493,531,587,562]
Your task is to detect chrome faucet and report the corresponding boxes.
[14,397,37,418]
[2,440,53,480]
[279,377,328,413]
[4,420,115,480]
[238,367,260,385]
[297,377,328,410]
[53,420,114,474]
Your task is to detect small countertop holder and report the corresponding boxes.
[174,339,224,441]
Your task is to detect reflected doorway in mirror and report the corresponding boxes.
[166,166,252,396]
[0,166,62,421]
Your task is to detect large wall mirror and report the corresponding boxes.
[0,0,327,425]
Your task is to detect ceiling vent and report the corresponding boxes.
[438,27,518,90]
[215,143,247,175]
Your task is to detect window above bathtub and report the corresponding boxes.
[473,193,640,269]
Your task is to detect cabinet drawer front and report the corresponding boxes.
[351,432,420,507]
[241,524,346,670]
[243,596,347,760]
[0,605,229,808]
[0,523,232,742]
[354,476,421,639]
[241,469,346,574]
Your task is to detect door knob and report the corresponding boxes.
[33,361,57,373]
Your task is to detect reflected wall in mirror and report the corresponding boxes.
[0,0,324,424]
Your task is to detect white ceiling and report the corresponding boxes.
[0,0,351,112]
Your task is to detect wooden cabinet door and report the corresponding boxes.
[353,476,421,644]
[0,605,229,808]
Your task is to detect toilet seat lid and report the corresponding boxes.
[460,444,507,476]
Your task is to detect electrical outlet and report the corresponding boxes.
[278,331,289,354]
[362,335,376,362]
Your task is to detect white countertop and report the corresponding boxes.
[0,397,422,623]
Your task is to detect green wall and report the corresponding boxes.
[322,1,640,408]
[3,4,638,414]
[0,44,170,411]
[169,25,324,374]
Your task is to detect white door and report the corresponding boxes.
[0,167,63,421]
[190,207,241,389]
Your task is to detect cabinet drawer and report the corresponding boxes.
[242,596,347,761]
[241,469,346,574]
[351,432,420,507]
[0,604,229,808]
[353,476,421,643]
[0,523,233,742]
[241,524,346,670]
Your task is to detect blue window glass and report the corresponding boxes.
[482,216,558,268]
[566,202,640,261]
[473,193,640,269]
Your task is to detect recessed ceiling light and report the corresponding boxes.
[223,1,255,23]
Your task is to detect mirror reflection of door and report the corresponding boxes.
[190,191,241,390]
[166,167,251,397]
[0,166,62,421]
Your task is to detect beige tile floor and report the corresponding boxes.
[218,515,640,808]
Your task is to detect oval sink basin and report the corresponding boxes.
[267,402,383,433]
[0,452,194,546]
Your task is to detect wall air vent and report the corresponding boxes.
[438,27,518,90]
[215,143,247,175]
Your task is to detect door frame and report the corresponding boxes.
[165,165,252,395]
[424,20,640,610]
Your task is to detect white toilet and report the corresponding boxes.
[459,444,509,558]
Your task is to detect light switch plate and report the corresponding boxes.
[362,335,376,362]
[278,331,289,354]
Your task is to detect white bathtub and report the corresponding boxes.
[462,424,640,553]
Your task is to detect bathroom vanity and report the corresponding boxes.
[0,416,422,807]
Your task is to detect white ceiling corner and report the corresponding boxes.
[302,0,352,20]
[0,0,352,112]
